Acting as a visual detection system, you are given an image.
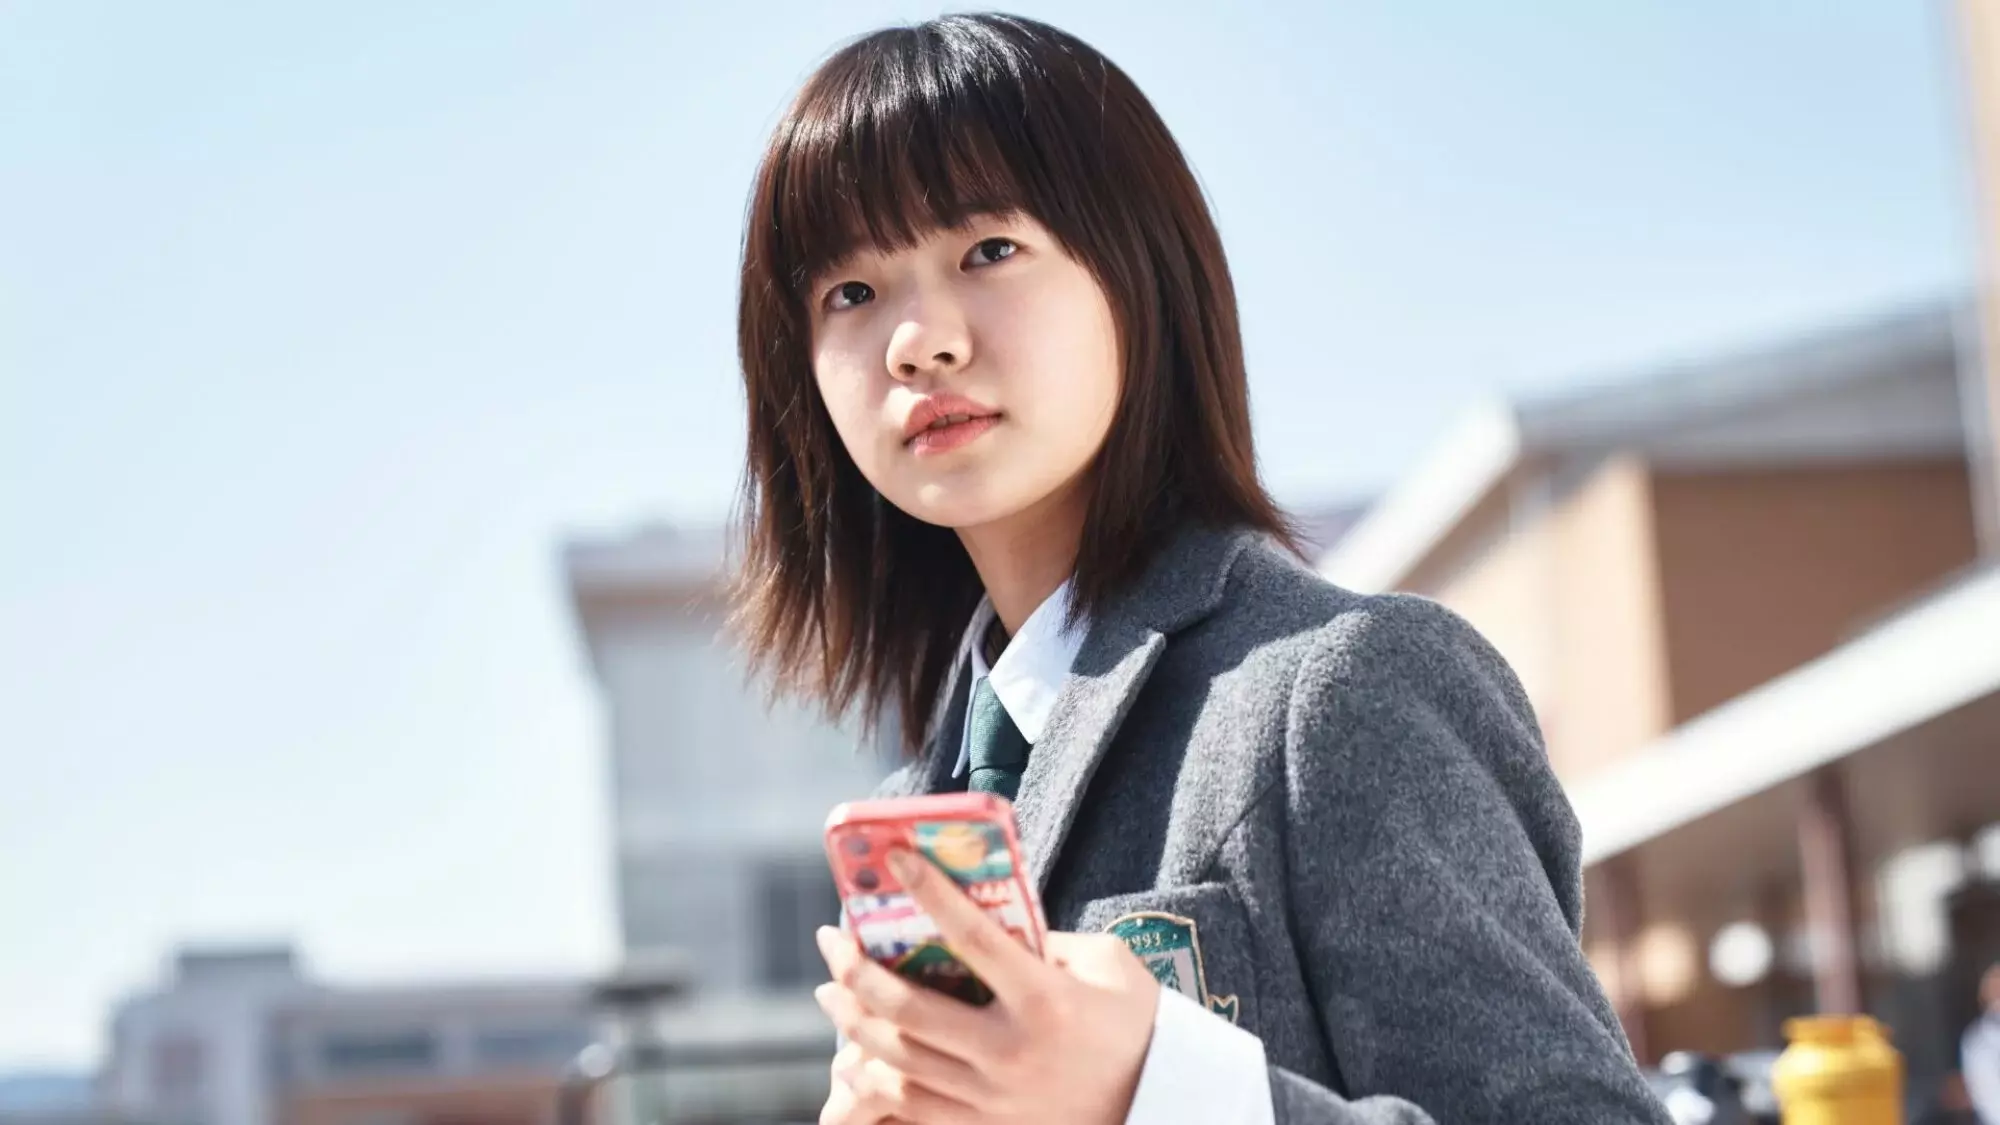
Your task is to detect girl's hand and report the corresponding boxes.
[814,849,1160,1125]
[820,1041,914,1125]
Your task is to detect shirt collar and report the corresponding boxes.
[952,579,1089,778]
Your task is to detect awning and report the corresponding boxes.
[1572,563,2000,867]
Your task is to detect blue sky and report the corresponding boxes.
[0,0,1968,1068]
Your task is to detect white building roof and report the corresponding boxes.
[1320,300,1966,592]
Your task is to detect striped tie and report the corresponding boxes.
[966,678,1030,801]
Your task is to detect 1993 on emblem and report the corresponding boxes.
[1102,911,1240,1025]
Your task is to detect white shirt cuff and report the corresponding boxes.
[1124,988,1275,1125]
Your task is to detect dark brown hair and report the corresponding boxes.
[734,12,1295,753]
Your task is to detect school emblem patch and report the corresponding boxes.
[1103,911,1239,1024]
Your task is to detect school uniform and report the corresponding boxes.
[875,523,1673,1124]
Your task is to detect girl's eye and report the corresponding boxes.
[966,238,1017,267]
[825,280,874,311]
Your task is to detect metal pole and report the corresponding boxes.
[1798,769,1864,1016]
[555,1043,619,1125]
[563,953,834,1123]
[1592,856,1653,1065]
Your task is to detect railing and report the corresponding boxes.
[556,1037,834,1125]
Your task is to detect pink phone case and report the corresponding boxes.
[824,792,1048,1005]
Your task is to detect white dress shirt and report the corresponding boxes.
[955,583,1276,1125]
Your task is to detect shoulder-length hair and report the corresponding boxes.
[734,12,1295,754]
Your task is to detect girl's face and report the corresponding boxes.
[808,212,1121,532]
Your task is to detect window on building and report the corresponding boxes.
[150,1033,206,1100]
[755,855,842,987]
[336,1112,418,1125]
[319,1030,438,1076]
[472,1025,593,1069]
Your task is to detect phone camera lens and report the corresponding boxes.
[854,867,880,892]
[842,835,871,858]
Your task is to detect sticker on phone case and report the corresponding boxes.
[1104,911,1240,1025]
[890,941,994,1006]
[913,820,1012,882]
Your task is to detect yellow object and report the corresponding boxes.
[1770,1015,1904,1125]
[925,823,987,873]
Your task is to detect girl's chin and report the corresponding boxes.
[890,486,1038,533]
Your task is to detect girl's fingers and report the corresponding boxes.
[814,926,999,1059]
[840,1052,982,1125]
[882,849,1046,1007]
[815,982,989,1103]
[822,1044,891,1125]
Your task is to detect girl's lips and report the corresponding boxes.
[901,393,1002,441]
[907,414,1001,456]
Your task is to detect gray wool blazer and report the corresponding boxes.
[874,524,1672,1124]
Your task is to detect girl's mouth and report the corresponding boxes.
[907,413,1001,456]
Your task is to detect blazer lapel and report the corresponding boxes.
[1015,618,1165,893]
[1013,524,1259,895]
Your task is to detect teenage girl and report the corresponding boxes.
[731,13,1672,1125]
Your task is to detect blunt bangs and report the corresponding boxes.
[764,16,1102,296]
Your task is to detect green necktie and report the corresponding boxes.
[967,678,1030,801]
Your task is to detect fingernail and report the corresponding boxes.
[815,925,842,951]
[886,850,919,880]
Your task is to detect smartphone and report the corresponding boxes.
[823,792,1048,1006]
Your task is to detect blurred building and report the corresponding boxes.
[0,1071,120,1125]
[102,946,596,1125]
[104,947,320,1125]
[266,979,593,1125]
[562,522,890,1120]
[564,523,889,988]
[1291,500,1371,559]
[1321,298,2000,1097]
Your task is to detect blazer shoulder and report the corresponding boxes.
[1207,533,1366,631]
[1215,537,1496,669]
[1307,588,1515,691]
[1212,540,1534,726]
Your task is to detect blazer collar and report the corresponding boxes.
[1012,523,1263,894]
[895,523,1271,894]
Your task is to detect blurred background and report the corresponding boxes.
[4,1,1996,1123]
